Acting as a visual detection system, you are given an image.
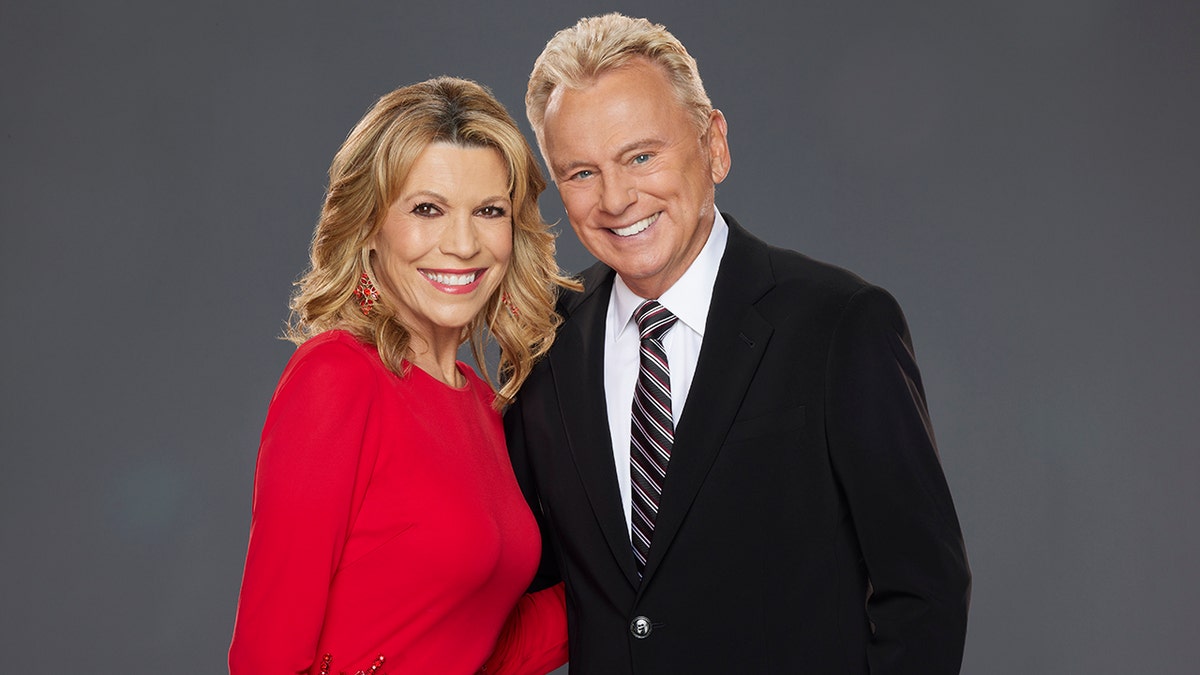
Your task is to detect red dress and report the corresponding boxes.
[229,331,565,675]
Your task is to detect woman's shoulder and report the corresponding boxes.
[261,330,384,425]
[456,362,502,410]
[282,330,382,384]
[295,329,375,356]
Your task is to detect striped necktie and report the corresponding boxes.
[629,300,678,575]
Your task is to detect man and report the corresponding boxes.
[506,13,971,673]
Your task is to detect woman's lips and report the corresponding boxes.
[420,268,486,294]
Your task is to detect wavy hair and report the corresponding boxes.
[526,13,713,153]
[287,76,578,407]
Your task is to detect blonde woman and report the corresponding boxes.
[229,77,573,675]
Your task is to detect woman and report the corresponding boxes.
[229,77,574,675]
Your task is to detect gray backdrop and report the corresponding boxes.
[2,1,1197,673]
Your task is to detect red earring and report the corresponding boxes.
[501,291,519,318]
[353,272,379,315]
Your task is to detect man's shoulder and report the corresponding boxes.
[768,243,866,288]
[555,260,614,317]
[723,213,872,301]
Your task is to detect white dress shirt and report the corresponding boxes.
[604,210,729,536]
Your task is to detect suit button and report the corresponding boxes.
[630,615,652,639]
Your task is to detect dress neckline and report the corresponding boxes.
[405,360,473,393]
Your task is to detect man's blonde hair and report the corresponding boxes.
[526,13,713,153]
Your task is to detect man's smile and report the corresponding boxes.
[612,212,661,237]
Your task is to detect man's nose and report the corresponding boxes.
[598,173,636,215]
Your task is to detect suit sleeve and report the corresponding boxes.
[503,396,562,593]
[229,341,377,675]
[825,286,971,674]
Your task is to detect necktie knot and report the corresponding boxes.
[634,300,678,342]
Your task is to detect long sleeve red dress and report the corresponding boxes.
[229,330,566,675]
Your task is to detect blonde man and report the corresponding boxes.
[506,14,971,674]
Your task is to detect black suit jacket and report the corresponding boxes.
[505,216,970,674]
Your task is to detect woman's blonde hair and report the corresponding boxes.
[526,13,713,152]
[287,76,578,407]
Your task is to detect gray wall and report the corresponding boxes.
[2,1,1197,672]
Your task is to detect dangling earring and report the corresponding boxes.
[353,272,379,316]
[501,291,519,318]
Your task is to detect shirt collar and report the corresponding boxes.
[611,209,729,339]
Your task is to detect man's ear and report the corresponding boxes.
[707,109,731,184]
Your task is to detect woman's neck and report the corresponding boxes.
[406,335,465,388]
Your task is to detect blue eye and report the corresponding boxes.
[572,169,594,180]
[633,154,650,164]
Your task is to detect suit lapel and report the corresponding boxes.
[639,218,776,587]
[549,266,643,588]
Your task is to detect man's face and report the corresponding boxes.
[541,58,730,299]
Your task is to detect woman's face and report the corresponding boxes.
[371,142,513,346]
